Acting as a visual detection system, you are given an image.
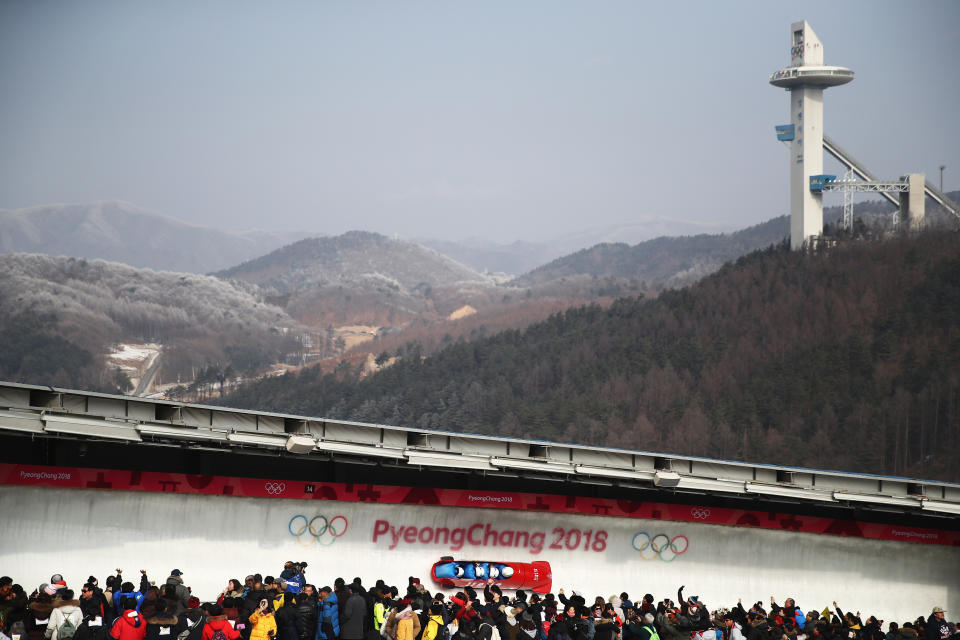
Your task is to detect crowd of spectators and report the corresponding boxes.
[0,566,954,640]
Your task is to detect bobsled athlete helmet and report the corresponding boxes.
[500,566,514,578]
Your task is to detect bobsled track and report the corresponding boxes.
[0,380,958,621]
[2,472,958,621]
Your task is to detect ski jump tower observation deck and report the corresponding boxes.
[770,21,854,249]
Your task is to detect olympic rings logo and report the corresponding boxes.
[265,482,287,495]
[690,507,711,520]
[288,515,348,547]
[631,532,689,562]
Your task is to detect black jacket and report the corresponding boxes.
[341,595,366,640]
[926,616,950,640]
[594,620,619,640]
[274,603,299,640]
[294,595,318,640]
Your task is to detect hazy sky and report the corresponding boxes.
[1,1,958,243]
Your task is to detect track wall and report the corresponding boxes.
[1,485,956,621]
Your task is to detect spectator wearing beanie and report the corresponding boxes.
[49,575,68,600]
[165,572,190,614]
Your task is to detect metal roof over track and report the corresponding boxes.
[1,380,958,518]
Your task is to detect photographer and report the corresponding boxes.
[278,565,306,597]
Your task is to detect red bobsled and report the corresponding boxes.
[430,557,552,594]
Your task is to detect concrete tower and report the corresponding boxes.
[770,21,853,249]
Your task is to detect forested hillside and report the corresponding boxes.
[224,231,960,482]
[0,254,298,390]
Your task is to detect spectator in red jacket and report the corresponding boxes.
[203,604,241,640]
[111,600,147,640]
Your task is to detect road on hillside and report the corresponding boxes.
[133,353,162,396]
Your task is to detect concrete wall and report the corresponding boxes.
[1,485,956,621]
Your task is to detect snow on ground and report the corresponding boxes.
[109,343,161,363]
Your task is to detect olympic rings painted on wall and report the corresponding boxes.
[288,514,349,547]
[690,507,711,520]
[631,532,689,562]
[264,482,287,495]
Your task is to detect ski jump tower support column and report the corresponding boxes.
[770,22,854,249]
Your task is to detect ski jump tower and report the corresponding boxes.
[770,22,854,249]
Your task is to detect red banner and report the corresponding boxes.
[3,463,957,547]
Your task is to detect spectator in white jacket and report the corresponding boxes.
[47,589,83,640]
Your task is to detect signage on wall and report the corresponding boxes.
[3,463,957,547]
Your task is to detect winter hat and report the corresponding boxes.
[170,569,183,577]
[188,597,201,609]
[44,584,59,596]
[87,576,98,586]
[50,574,65,584]
[932,607,945,614]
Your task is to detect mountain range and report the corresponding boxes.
[0,201,303,274]
[2,193,957,395]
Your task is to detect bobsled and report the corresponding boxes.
[430,557,552,593]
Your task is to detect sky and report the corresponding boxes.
[1,0,958,244]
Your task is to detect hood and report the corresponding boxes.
[182,610,205,625]
[323,592,338,605]
[207,618,234,630]
[30,601,56,616]
[148,614,179,626]
[119,611,144,628]
[54,600,82,609]
[166,576,184,586]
